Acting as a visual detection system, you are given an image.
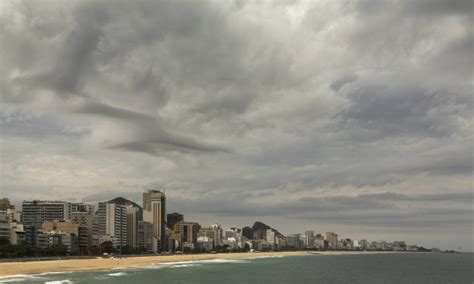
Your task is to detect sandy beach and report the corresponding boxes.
[0,251,315,276]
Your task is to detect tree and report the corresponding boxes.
[100,241,114,254]
[183,247,192,254]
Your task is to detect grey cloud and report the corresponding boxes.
[76,100,229,154]
[359,192,474,203]
[170,192,473,228]
[338,78,471,138]
[1,0,472,250]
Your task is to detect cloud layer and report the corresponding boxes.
[1,0,472,250]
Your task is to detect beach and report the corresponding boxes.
[0,251,314,276]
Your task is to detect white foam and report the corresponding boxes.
[108,272,127,276]
[0,274,45,283]
[128,258,248,271]
[40,271,74,275]
[245,255,285,260]
[45,280,73,284]
[168,264,200,268]
[163,259,248,266]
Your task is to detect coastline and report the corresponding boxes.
[0,251,416,277]
[0,251,310,276]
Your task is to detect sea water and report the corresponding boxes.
[1,253,472,283]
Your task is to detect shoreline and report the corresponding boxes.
[0,251,308,276]
[0,251,418,277]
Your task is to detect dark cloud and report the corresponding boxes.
[339,78,472,138]
[1,0,472,250]
[169,192,473,228]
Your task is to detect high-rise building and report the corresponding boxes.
[167,213,183,230]
[242,226,254,240]
[22,200,72,229]
[198,224,223,248]
[9,221,24,245]
[96,202,127,248]
[71,212,94,251]
[0,212,11,242]
[71,203,94,214]
[287,234,303,249]
[175,221,200,245]
[0,198,14,211]
[137,221,153,251]
[143,190,166,252]
[42,220,79,236]
[126,205,138,248]
[304,230,315,248]
[266,229,277,244]
[326,232,338,249]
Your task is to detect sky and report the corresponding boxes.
[0,0,472,251]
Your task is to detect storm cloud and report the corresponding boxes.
[1,0,472,250]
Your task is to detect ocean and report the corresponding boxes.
[1,253,473,284]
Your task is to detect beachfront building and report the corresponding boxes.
[137,221,153,251]
[175,221,201,247]
[0,212,11,242]
[196,236,214,251]
[126,205,139,248]
[71,203,94,214]
[287,234,303,249]
[22,200,72,229]
[9,221,25,245]
[143,190,166,252]
[304,231,315,248]
[40,220,80,252]
[166,212,184,230]
[198,224,223,248]
[326,232,338,249]
[96,202,128,248]
[71,212,94,251]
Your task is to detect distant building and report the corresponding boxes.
[326,232,338,249]
[41,220,80,252]
[22,200,72,229]
[42,220,79,236]
[224,229,236,239]
[197,236,214,251]
[96,202,127,248]
[0,198,14,211]
[0,212,11,242]
[287,234,303,249]
[71,212,94,251]
[304,230,315,248]
[143,190,166,252]
[168,228,183,251]
[126,205,139,248]
[359,239,368,250]
[36,231,78,252]
[242,226,254,240]
[167,213,184,230]
[137,221,153,251]
[175,221,200,245]
[266,229,277,244]
[71,203,94,214]
[199,224,223,248]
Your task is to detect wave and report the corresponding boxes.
[45,280,74,284]
[163,259,249,266]
[108,272,127,276]
[0,274,45,283]
[245,255,285,260]
[129,258,249,271]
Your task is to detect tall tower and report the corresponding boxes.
[97,202,127,248]
[143,190,166,252]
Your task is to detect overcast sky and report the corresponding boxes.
[1,0,472,251]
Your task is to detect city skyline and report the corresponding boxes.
[1,0,473,253]
[0,193,458,252]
